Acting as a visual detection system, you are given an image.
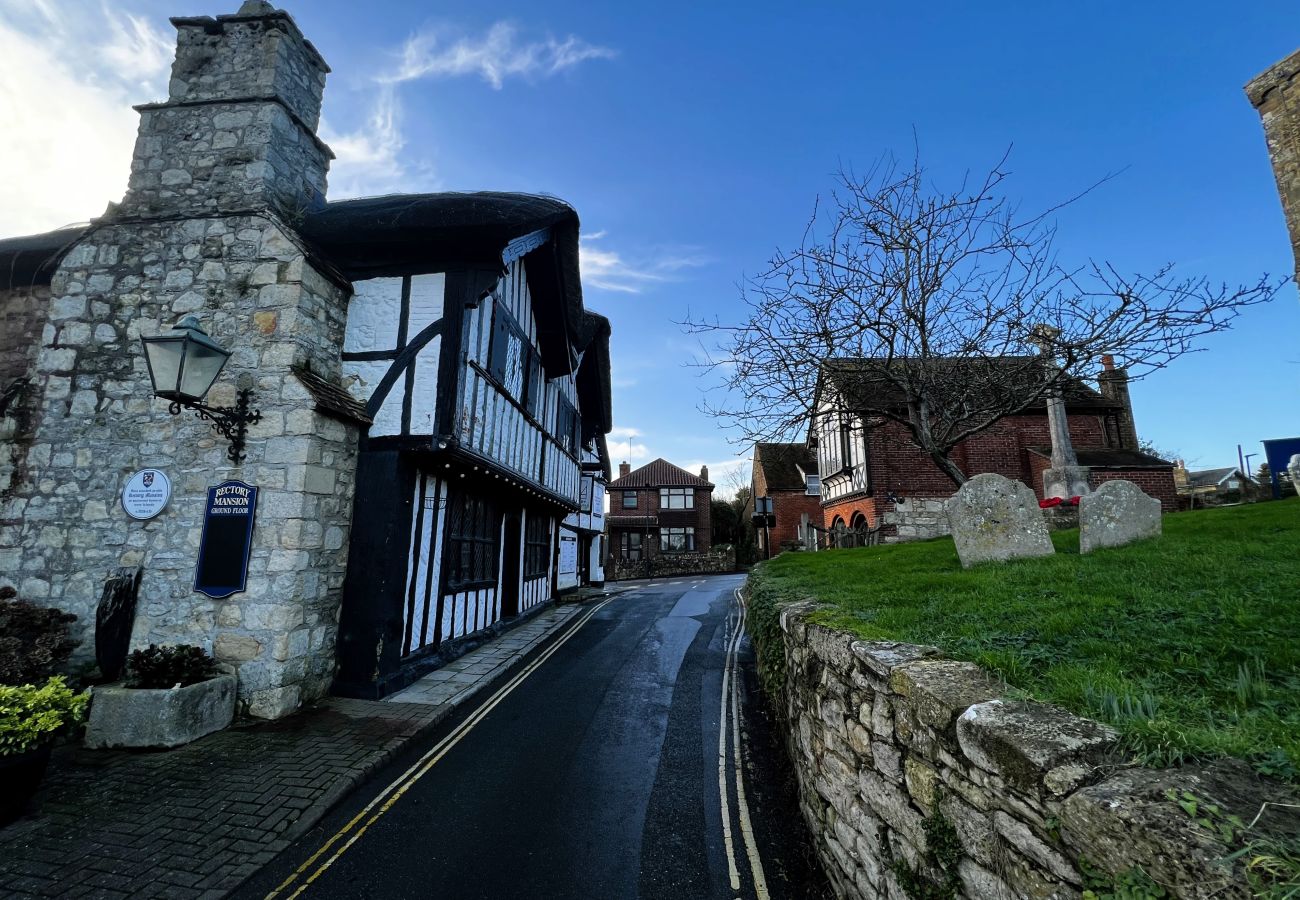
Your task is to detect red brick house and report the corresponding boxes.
[606,458,714,575]
[812,357,1177,544]
[751,443,824,556]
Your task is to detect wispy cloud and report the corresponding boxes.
[318,85,430,199]
[383,22,616,89]
[689,457,751,499]
[608,425,649,462]
[0,0,172,235]
[580,232,709,294]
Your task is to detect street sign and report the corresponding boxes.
[194,480,258,599]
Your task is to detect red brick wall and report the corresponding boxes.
[1089,469,1179,513]
[821,411,1175,533]
[821,495,892,531]
[862,413,1109,500]
[1026,455,1178,513]
[759,490,824,552]
[607,484,713,563]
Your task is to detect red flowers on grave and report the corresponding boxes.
[1038,496,1083,509]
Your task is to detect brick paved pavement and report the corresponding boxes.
[0,600,596,899]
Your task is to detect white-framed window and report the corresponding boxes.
[659,527,695,553]
[805,474,821,496]
[659,487,694,509]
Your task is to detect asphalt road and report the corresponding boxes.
[236,573,830,900]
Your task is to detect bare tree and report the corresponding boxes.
[688,151,1280,485]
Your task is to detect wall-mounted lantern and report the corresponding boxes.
[141,316,261,463]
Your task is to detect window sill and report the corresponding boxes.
[447,579,498,592]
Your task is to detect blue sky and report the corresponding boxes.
[2,1,1298,491]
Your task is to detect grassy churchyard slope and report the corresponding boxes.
[747,500,1300,779]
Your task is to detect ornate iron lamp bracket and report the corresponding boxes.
[168,388,262,463]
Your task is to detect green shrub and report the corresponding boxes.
[0,587,79,686]
[0,676,88,755]
[125,644,220,689]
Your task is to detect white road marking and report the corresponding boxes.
[717,602,744,891]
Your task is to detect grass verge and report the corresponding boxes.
[747,499,1300,780]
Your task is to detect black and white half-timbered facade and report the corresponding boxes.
[305,193,613,698]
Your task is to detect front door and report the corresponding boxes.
[501,515,521,617]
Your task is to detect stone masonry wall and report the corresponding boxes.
[608,544,735,581]
[1247,49,1300,281]
[0,285,50,494]
[0,214,357,718]
[766,599,1298,899]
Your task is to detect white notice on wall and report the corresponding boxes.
[559,533,578,574]
[121,469,171,520]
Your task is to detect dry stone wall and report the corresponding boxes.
[765,599,1298,899]
[608,545,735,581]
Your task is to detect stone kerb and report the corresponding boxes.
[1078,479,1161,555]
[945,472,1054,568]
[767,599,1298,899]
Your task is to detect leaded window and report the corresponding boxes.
[556,394,580,455]
[659,527,695,553]
[659,487,694,509]
[488,300,542,418]
[524,514,550,579]
[446,492,500,590]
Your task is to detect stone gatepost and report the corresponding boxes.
[0,2,360,718]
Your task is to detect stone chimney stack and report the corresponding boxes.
[1172,459,1190,493]
[1247,49,1300,283]
[1098,355,1138,450]
[619,461,631,478]
[120,0,333,220]
[699,465,709,482]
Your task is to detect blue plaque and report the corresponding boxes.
[194,480,258,599]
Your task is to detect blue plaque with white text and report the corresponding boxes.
[194,480,258,599]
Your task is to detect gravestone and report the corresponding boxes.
[946,474,1055,568]
[1078,480,1161,554]
[1289,454,1300,492]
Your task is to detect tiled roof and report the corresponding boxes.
[608,458,713,489]
[1027,447,1172,468]
[755,443,816,492]
[293,367,373,426]
[823,357,1118,412]
[1187,467,1241,489]
[606,515,658,527]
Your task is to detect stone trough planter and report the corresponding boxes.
[84,669,236,750]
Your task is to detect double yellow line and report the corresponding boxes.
[266,597,615,900]
[718,588,770,899]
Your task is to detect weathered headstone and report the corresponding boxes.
[95,566,142,682]
[946,474,1055,568]
[1289,454,1300,492]
[1078,480,1161,554]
